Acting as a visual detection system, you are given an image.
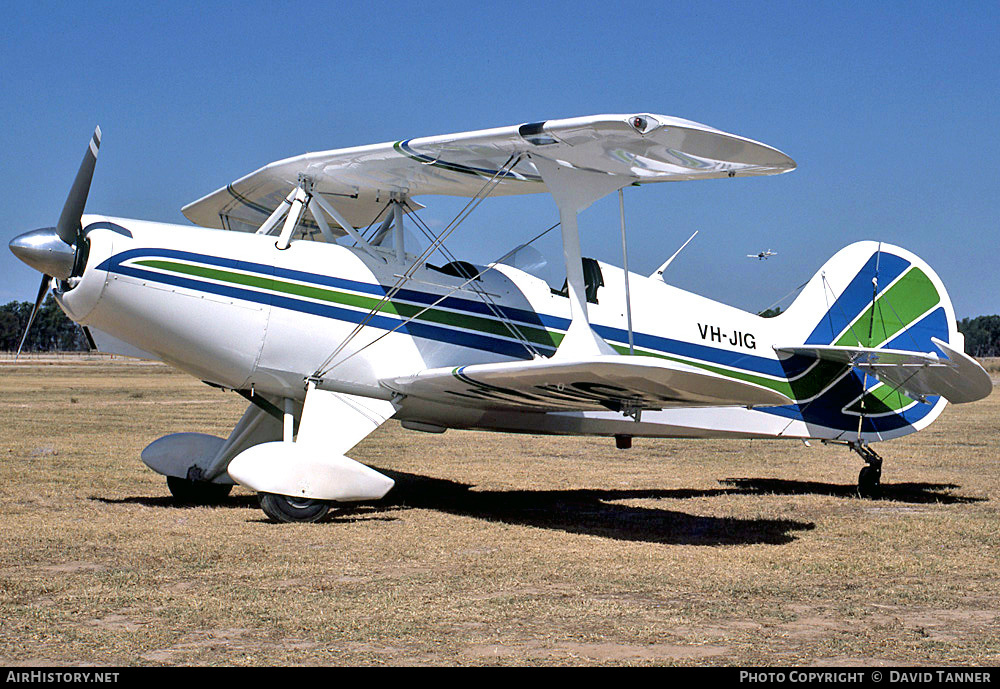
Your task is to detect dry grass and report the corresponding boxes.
[1,357,997,666]
[980,357,1000,379]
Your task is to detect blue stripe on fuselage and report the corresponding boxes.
[99,251,546,359]
[97,247,940,434]
[98,248,807,378]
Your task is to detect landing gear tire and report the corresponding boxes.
[259,493,331,523]
[858,465,882,499]
[850,441,884,499]
[167,476,233,504]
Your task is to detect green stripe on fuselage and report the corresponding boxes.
[134,258,852,404]
[134,259,562,349]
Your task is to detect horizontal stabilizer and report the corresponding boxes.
[382,354,793,413]
[774,340,992,404]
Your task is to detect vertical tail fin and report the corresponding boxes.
[780,241,958,353]
[768,241,977,441]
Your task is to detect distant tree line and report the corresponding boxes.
[958,315,1000,357]
[0,296,89,352]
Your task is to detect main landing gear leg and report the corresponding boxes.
[226,383,397,523]
[850,441,883,498]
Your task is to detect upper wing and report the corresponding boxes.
[381,353,793,413]
[182,113,795,233]
[774,338,992,404]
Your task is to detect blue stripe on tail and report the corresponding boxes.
[804,251,910,345]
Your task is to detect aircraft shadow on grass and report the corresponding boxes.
[364,468,814,546]
[92,468,985,546]
[716,478,986,505]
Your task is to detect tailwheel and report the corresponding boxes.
[851,441,884,499]
[259,493,331,523]
[858,465,882,498]
[166,475,233,504]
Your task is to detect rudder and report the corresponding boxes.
[780,241,958,353]
[767,241,966,441]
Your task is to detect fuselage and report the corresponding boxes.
[55,215,946,443]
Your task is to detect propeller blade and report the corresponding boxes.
[15,275,53,360]
[55,126,102,246]
[81,326,98,352]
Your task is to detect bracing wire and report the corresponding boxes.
[318,220,561,375]
[312,154,522,379]
[401,200,545,359]
[823,273,871,351]
[857,243,882,441]
[757,278,810,316]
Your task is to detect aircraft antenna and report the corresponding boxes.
[652,230,699,280]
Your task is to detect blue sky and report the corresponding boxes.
[2,1,997,318]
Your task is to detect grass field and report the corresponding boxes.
[1,356,997,666]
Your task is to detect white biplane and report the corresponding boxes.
[10,113,992,522]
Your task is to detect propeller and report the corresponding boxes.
[56,126,102,247]
[14,276,52,358]
[9,126,101,359]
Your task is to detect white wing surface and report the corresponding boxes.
[183,113,795,233]
[381,354,793,413]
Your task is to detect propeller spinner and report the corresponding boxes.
[8,126,102,357]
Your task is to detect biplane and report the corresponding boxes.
[9,113,992,522]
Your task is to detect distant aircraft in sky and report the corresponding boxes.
[749,249,777,260]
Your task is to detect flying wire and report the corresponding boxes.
[857,244,881,442]
[756,278,810,316]
[318,220,561,375]
[401,200,545,359]
[312,154,522,378]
